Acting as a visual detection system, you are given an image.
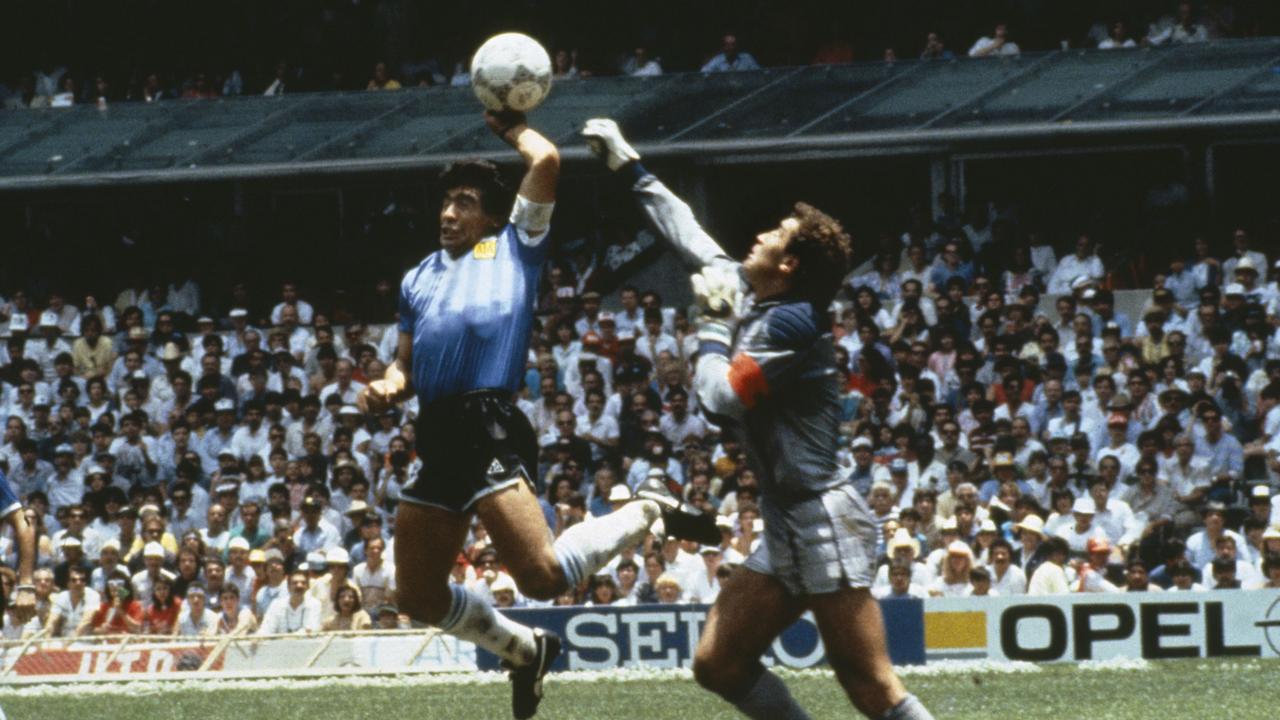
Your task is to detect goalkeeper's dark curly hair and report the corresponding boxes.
[784,202,852,308]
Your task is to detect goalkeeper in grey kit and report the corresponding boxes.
[583,119,935,720]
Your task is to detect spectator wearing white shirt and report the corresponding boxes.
[45,566,99,637]
[576,389,619,467]
[258,570,322,635]
[319,359,366,406]
[1098,21,1137,48]
[986,539,1026,595]
[685,545,724,603]
[701,34,761,72]
[1027,537,1073,595]
[352,536,396,610]
[659,387,707,454]
[269,282,315,327]
[968,23,1020,57]
[228,401,271,462]
[623,47,663,76]
[175,583,219,636]
[1047,235,1105,295]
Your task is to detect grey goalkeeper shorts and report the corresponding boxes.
[743,483,877,596]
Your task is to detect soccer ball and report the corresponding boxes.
[470,32,553,112]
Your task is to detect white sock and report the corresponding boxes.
[553,500,661,586]
[438,584,537,666]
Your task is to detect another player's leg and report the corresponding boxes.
[808,588,935,720]
[691,567,811,720]
[478,475,718,602]
[395,501,542,671]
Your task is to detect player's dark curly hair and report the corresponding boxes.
[438,159,513,220]
[784,202,852,307]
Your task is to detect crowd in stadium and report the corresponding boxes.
[2,178,1280,642]
[2,1,1279,108]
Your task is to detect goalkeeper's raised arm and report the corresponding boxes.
[582,119,738,277]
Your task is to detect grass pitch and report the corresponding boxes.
[1,658,1275,719]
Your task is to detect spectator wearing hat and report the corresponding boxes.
[652,572,686,604]
[199,399,239,475]
[1093,413,1139,477]
[225,536,257,605]
[686,545,724,604]
[873,528,931,590]
[254,549,289,618]
[1074,537,1121,593]
[927,541,975,597]
[130,541,174,609]
[1056,497,1109,556]
[52,534,93,589]
[294,494,341,555]
[26,311,72,383]
[45,444,83,515]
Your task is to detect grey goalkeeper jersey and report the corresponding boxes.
[631,170,845,499]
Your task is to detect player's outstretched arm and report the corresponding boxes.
[582,118,735,273]
[486,110,559,205]
[6,504,37,623]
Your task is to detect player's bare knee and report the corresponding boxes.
[692,648,743,696]
[511,563,565,600]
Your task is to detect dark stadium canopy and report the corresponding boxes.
[5,38,1280,190]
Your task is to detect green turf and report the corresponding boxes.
[1,659,1276,719]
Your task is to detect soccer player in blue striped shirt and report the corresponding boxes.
[359,111,716,719]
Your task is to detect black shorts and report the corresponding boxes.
[403,390,538,514]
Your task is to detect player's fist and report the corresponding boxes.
[485,109,527,140]
[582,118,639,171]
[11,587,36,623]
[691,264,742,319]
[358,379,397,415]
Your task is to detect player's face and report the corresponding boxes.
[440,186,498,254]
[742,217,799,291]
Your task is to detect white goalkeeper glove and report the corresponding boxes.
[582,118,640,171]
[691,264,743,319]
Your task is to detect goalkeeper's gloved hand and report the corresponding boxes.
[582,118,640,171]
[691,264,742,319]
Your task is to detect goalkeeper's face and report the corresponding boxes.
[742,217,800,292]
[440,186,500,256]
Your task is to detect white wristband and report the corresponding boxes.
[509,194,554,234]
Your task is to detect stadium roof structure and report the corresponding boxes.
[5,37,1280,190]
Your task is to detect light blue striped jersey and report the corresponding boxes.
[399,223,548,405]
[0,468,20,518]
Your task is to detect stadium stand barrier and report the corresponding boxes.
[24,590,1280,682]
